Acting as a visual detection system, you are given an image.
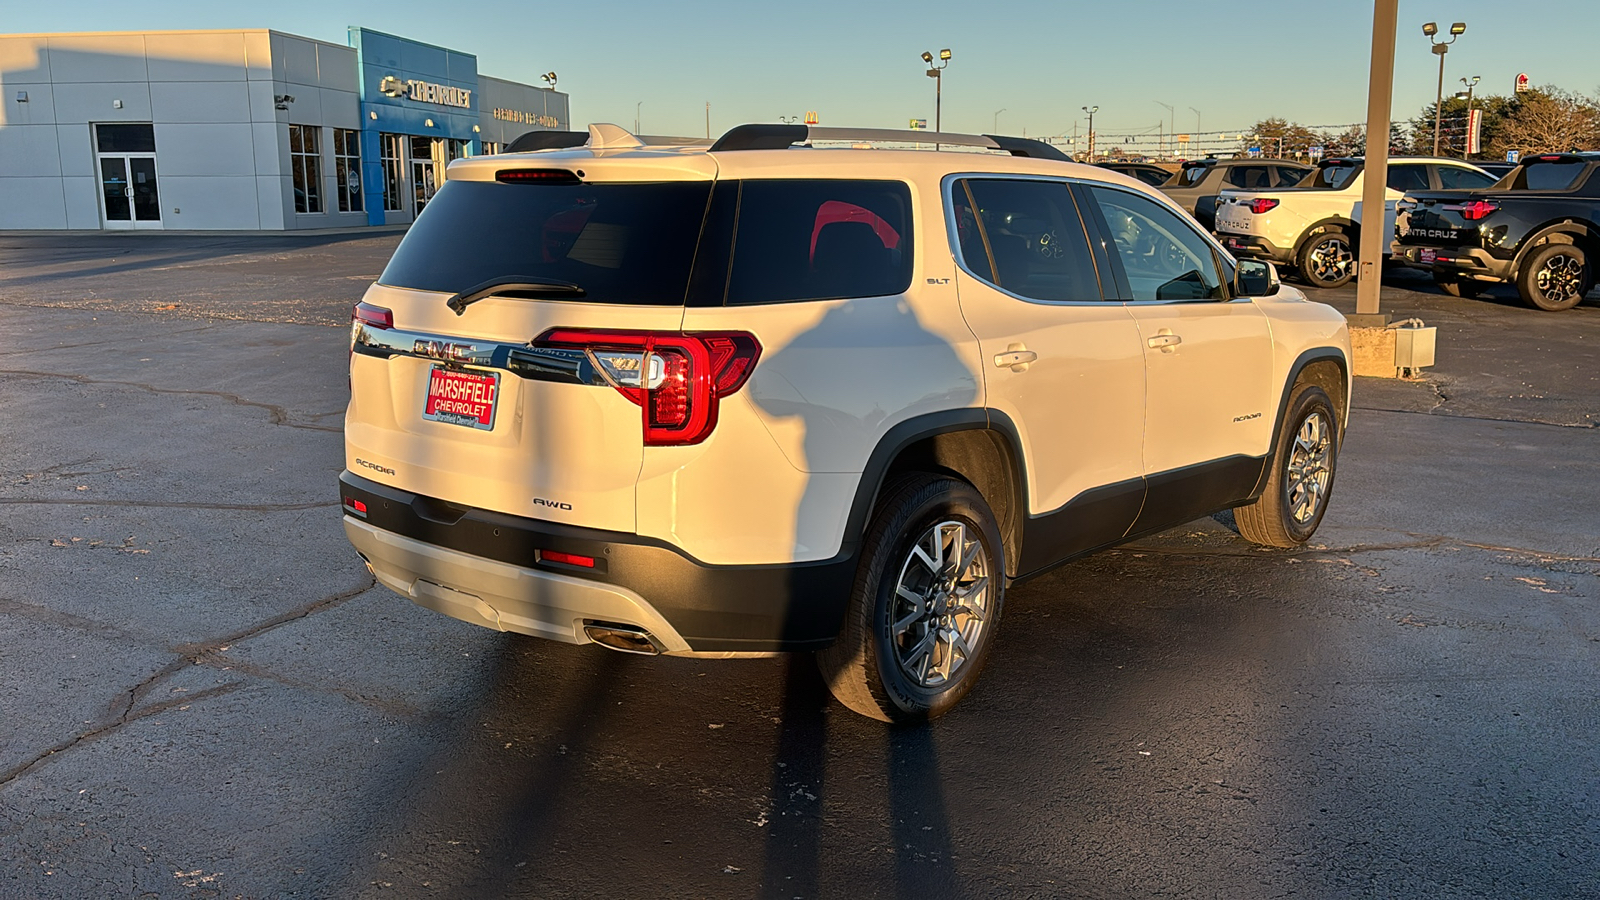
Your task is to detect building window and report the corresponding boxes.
[333,129,363,213]
[480,141,500,155]
[289,125,323,214]
[380,133,403,212]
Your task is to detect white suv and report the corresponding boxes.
[1214,156,1498,288]
[341,123,1352,722]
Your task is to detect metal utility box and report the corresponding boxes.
[1393,322,1437,374]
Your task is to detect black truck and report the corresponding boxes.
[1392,152,1600,310]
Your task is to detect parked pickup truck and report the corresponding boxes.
[1214,156,1497,288]
[1392,152,1600,310]
[1161,157,1310,231]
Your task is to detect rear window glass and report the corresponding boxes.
[1275,166,1311,187]
[1178,165,1210,186]
[378,179,713,305]
[1310,165,1359,189]
[726,180,913,305]
[1524,162,1586,190]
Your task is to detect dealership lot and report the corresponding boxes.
[1,232,1596,898]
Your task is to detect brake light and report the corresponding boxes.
[496,169,582,184]
[540,549,595,568]
[1247,198,1279,214]
[353,302,393,330]
[533,329,762,446]
[1457,200,1499,221]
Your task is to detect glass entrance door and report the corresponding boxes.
[409,136,437,215]
[98,155,162,229]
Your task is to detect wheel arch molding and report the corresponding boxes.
[1293,217,1358,259]
[1247,349,1350,500]
[843,409,1028,580]
[1511,220,1600,276]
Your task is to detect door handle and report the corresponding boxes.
[993,343,1037,372]
[1147,333,1182,352]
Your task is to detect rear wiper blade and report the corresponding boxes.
[445,277,586,315]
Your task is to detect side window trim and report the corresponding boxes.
[1070,181,1131,300]
[941,173,1110,305]
[959,180,1001,287]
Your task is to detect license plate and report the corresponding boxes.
[1225,236,1248,249]
[423,366,499,430]
[1419,248,1436,264]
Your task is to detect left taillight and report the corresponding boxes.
[1247,198,1280,215]
[533,329,762,446]
[1455,200,1499,221]
[350,302,393,355]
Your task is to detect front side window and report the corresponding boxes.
[1088,186,1225,302]
[289,125,322,214]
[725,180,912,305]
[333,129,362,213]
[954,178,1102,302]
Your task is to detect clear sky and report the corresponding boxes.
[7,0,1597,140]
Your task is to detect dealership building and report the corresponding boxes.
[0,28,569,230]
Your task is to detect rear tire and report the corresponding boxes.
[1235,384,1339,548]
[1517,243,1589,311]
[815,475,1005,723]
[1434,273,1484,299]
[1297,231,1355,289]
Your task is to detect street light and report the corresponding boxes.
[1455,75,1480,158]
[778,115,799,124]
[540,72,557,90]
[1082,105,1098,161]
[635,101,642,134]
[1154,101,1174,158]
[994,108,1006,132]
[1423,21,1466,156]
[921,49,952,146]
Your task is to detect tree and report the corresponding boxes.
[1406,93,1518,158]
[1241,117,1321,159]
[1489,88,1600,156]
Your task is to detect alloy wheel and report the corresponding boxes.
[1309,237,1353,284]
[891,520,992,688]
[1535,253,1585,306]
[1286,411,1333,525]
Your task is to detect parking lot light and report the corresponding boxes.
[921,49,952,148]
[1082,105,1098,162]
[1424,20,1465,156]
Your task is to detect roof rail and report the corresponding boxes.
[708,123,1072,161]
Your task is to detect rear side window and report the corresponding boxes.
[726,180,912,305]
[1437,166,1497,190]
[1387,165,1429,193]
[1524,162,1586,191]
[378,179,713,305]
[957,178,1102,303]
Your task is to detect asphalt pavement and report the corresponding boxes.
[0,232,1595,899]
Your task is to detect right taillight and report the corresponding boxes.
[1247,198,1280,214]
[533,329,762,446]
[1456,200,1499,221]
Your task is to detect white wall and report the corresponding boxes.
[0,30,365,230]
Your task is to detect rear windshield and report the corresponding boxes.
[1178,165,1210,186]
[378,179,713,305]
[1523,162,1587,191]
[1309,164,1359,189]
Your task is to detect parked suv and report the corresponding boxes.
[1160,157,1312,231]
[1392,152,1600,310]
[341,123,1353,722]
[1214,156,1497,288]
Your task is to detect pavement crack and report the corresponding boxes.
[0,575,375,791]
[0,367,341,432]
[1352,404,1597,429]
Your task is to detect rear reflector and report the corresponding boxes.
[343,497,368,517]
[496,168,582,184]
[541,550,595,568]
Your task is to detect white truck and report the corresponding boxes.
[1213,156,1497,288]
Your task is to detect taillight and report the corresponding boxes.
[496,169,582,184]
[533,329,762,446]
[1247,198,1279,214]
[1456,200,1499,221]
[350,302,393,360]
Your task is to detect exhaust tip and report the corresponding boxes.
[583,621,662,656]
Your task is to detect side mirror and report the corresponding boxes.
[1236,258,1280,297]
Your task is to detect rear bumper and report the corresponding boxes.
[1390,242,1515,281]
[1218,232,1293,265]
[339,472,855,654]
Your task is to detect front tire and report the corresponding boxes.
[1235,384,1339,548]
[1297,231,1355,289]
[815,475,1005,723]
[1517,244,1589,311]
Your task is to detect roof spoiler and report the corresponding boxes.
[707,123,1073,161]
[504,125,713,154]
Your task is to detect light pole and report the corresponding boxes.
[1456,75,1480,158]
[921,49,952,146]
[1423,21,1466,156]
[1189,107,1201,154]
[635,101,642,134]
[994,108,1006,133]
[1082,106,1098,161]
[540,72,557,91]
[1153,101,1174,158]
